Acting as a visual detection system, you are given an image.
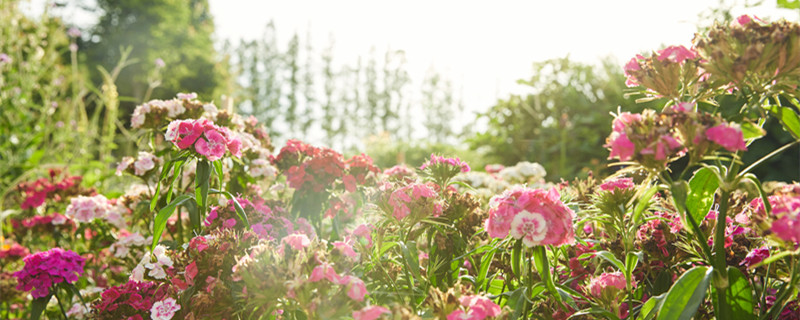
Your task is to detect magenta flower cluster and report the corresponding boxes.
[13,248,86,298]
[165,119,242,161]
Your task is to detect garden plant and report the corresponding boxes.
[3,13,800,320]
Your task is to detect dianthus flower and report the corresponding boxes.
[65,195,113,224]
[600,178,635,191]
[587,272,632,298]
[353,306,390,320]
[446,295,501,320]
[150,297,181,320]
[387,182,442,220]
[740,247,770,268]
[13,248,85,298]
[485,187,575,247]
[706,123,747,152]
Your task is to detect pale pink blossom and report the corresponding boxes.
[177,92,197,100]
[281,233,310,250]
[333,240,359,259]
[150,297,180,320]
[656,45,698,63]
[587,272,631,298]
[116,157,135,176]
[309,263,340,283]
[510,210,548,247]
[341,276,368,302]
[133,152,157,175]
[352,306,390,320]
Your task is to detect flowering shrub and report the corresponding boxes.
[5,14,800,320]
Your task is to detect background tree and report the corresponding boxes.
[85,0,228,106]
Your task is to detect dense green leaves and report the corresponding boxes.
[723,267,755,320]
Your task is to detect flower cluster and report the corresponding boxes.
[694,15,800,93]
[10,213,74,236]
[165,118,242,161]
[387,182,443,220]
[749,186,800,244]
[485,186,575,247]
[204,197,292,240]
[130,93,207,129]
[65,194,127,228]
[16,169,84,210]
[116,152,161,176]
[13,248,85,298]
[605,107,747,169]
[623,45,703,99]
[0,243,29,261]
[90,280,174,320]
[109,231,149,258]
[131,245,173,281]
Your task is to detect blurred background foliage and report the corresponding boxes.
[1,0,799,201]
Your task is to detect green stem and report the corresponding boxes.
[54,288,69,320]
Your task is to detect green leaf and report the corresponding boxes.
[209,189,250,227]
[213,159,223,188]
[656,266,713,320]
[572,306,621,320]
[778,0,800,10]
[670,181,689,215]
[511,239,522,277]
[30,294,52,320]
[151,194,194,251]
[723,266,755,319]
[399,241,421,287]
[686,167,719,231]
[165,159,185,204]
[594,250,625,272]
[768,105,800,139]
[638,293,665,320]
[477,247,497,290]
[532,245,559,301]
[625,251,642,285]
[509,287,528,319]
[740,122,765,141]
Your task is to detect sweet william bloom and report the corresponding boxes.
[587,272,631,298]
[656,45,698,63]
[309,263,340,283]
[459,295,501,319]
[14,248,86,298]
[741,247,770,268]
[281,233,310,250]
[600,178,634,191]
[510,210,548,247]
[706,123,747,152]
[176,92,197,100]
[342,276,368,302]
[150,297,180,320]
[606,132,635,161]
[353,306,390,320]
[195,129,227,161]
[133,152,157,175]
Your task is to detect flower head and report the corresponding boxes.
[14,248,85,298]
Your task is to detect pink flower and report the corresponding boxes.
[281,233,310,250]
[656,45,697,63]
[623,54,645,87]
[600,178,634,191]
[116,157,134,176]
[309,263,340,283]
[223,218,237,229]
[735,15,764,26]
[185,261,198,285]
[176,121,203,149]
[587,272,631,298]
[612,112,641,133]
[133,152,156,175]
[343,174,357,193]
[177,92,197,100]
[606,132,636,161]
[486,187,575,246]
[706,123,747,152]
[342,276,368,302]
[351,224,374,247]
[195,129,227,161]
[150,297,180,320]
[485,205,515,238]
[352,306,390,320]
[460,295,501,319]
[740,247,770,268]
[227,137,242,158]
[333,241,359,259]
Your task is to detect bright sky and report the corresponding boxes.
[208,0,797,124]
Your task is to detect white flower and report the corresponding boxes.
[116,157,135,176]
[66,303,89,319]
[150,297,181,320]
[134,152,157,175]
[509,210,548,247]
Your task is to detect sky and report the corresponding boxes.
[207,0,797,122]
[20,0,799,140]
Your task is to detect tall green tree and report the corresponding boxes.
[85,0,227,105]
[469,57,653,179]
